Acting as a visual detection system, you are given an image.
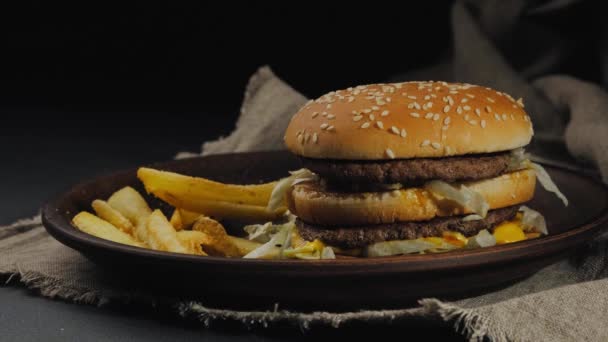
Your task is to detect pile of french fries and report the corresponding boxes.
[71,167,288,257]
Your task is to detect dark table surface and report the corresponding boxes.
[0,114,465,341]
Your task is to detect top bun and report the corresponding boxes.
[284,81,533,160]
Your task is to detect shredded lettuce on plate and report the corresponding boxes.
[242,222,293,259]
[465,229,496,248]
[519,205,548,235]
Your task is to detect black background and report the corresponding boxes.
[1,1,602,141]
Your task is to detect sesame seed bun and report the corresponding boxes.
[287,169,535,226]
[284,81,533,160]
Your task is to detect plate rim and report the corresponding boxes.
[41,151,608,275]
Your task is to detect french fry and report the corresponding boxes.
[192,216,242,257]
[138,167,277,206]
[176,230,208,255]
[72,212,144,248]
[227,236,262,255]
[170,208,203,230]
[107,186,152,243]
[146,209,188,254]
[149,190,284,222]
[138,167,286,221]
[169,209,183,230]
[92,199,134,235]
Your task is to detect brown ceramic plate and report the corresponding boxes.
[42,151,608,311]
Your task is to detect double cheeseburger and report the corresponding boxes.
[283,81,545,255]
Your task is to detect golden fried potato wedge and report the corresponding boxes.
[227,236,262,255]
[169,209,183,230]
[146,210,188,254]
[148,190,284,222]
[72,212,144,248]
[92,199,135,235]
[138,167,277,206]
[192,216,242,257]
[107,186,152,243]
[170,208,203,230]
[176,230,208,255]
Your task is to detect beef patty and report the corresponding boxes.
[296,206,518,249]
[300,151,511,184]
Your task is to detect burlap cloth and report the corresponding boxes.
[3,1,608,341]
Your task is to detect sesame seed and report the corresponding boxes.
[413,102,421,109]
[320,123,328,129]
[322,111,328,116]
[433,113,440,121]
[481,120,487,128]
[326,125,334,131]
[400,129,407,138]
[447,96,454,105]
[524,115,529,122]
[461,98,468,103]
[386,97,391,102]
[376,121,384,129]
[352,110,358,115]
[312,133,318,143]
[297,134,303,144]
[468,120,478,125]
[407,103,415,109]
[464,114,470,121]
[456,106,463,114]
[426,102,433,108]
[312,112,319,118]
[353,90,361,95]
[424,95,431,100]
[432,142,441,149]
[517,98,524,107]
[486,97,495,103]
[391,126,400,135]
[381,110,390,116]
[502,114,508,120]
[410,112,420,118]
[485,106,491,113]
[363,109,372,113]
[449,90,458,94]
[475,108,481,116]
[327,114,335,119]
[495,113,501,121]
[326,104,332,109]
[348,97,355,103]
[386,148,395,159]
[425,112,434,119]
[361,122,371,129]
[443,105,450,113]
[353,115,363,122]
[372,106,379,110]
[304,132,310,142]
[421,140,431,147]
[463,105,471,111]
[444,117,451,125]
[369,114,375,120]
[408,95,417,100]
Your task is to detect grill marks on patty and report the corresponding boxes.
[296,206,519,249]
[300,151,511,184]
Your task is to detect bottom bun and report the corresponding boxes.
[288,169,535,226]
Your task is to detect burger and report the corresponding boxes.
[276,81,566,257]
